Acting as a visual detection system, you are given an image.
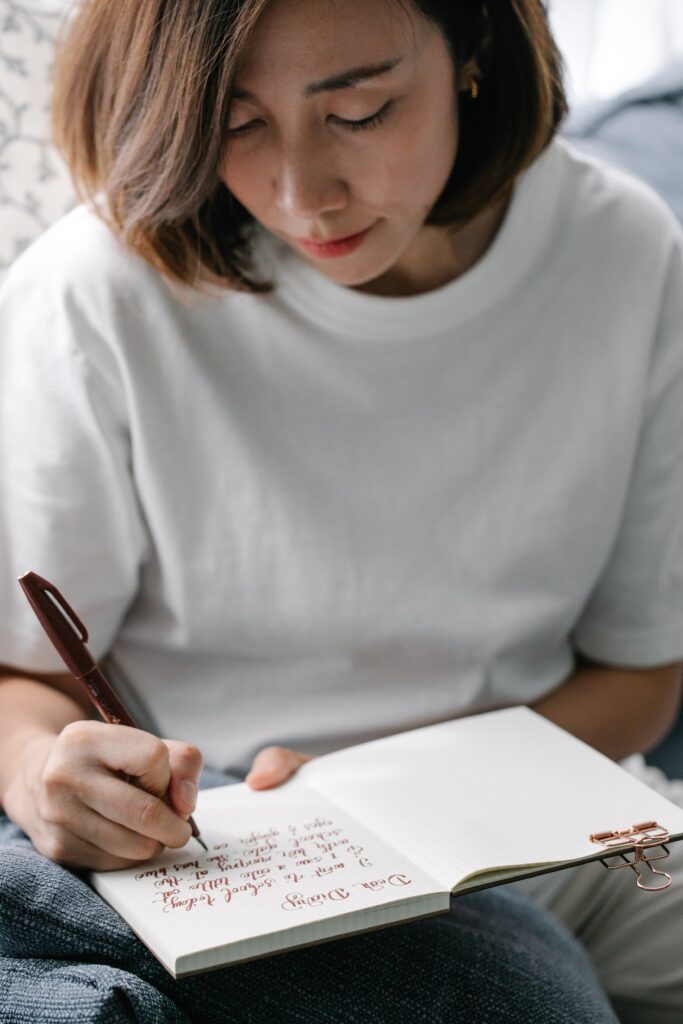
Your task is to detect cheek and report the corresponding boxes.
[220,149,268,212]
[364,112,458,215]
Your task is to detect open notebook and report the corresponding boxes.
[89,707,683,977]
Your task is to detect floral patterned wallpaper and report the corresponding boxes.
[0,0,76,286]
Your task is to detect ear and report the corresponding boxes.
[457,56,482,94]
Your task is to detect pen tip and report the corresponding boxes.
[196,835,208,852]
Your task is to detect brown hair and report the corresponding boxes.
[51,0,567,296]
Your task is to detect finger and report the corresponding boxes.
[76,770,192,849]
[33,820,161,872]
[246,747,312,790]
[164,740,203,818]
[66,804,165,863]
[65,720,173,799]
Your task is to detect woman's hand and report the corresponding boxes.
[245,746,314,789]
[3,720,203,871]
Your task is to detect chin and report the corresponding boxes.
[312,250,404,291]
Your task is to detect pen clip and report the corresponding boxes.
[17,570,93,677]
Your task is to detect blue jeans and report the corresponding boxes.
[0,769,618,1023]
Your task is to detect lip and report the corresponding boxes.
[296,224,374,259]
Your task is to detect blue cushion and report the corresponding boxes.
[563,60,683,224]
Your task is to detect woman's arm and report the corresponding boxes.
[530,657,683,761]
[0,668,92,805]
[0,666,201,869]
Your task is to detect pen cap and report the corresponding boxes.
[17,571,96,678]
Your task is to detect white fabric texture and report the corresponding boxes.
[1,137,683,775]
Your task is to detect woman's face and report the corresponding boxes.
[220,0,466,292]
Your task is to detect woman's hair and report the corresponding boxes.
[51,0,567,296]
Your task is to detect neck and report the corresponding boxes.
[354,192,513,298]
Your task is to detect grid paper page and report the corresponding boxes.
[297,707,683,890]
[90,782,441,973]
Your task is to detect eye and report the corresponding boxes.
[228,100,394,137]
[228,118,264,137]
[332,100,393,132]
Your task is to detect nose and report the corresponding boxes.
[273,144,348,221]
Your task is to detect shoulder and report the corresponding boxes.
[0,198,253,379]
[3,199,166,313]
[4,200,275,326]
[0,200,185,401]
[552,136,683,269]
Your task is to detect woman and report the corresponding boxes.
[0,0,681,1020]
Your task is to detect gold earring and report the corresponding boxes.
[470,78,479,100]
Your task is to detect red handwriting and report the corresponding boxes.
[281,888,350,910]
[250,841,279,856]
[155,891,216,913]
[154,875,181,889]
[241,828,280,845]
[135,867,167,880]
[189,876,231,892]
[315,839,348,854]
[208,854,272,872]
[223,879,275,903]
[347,844,373,868]
[298,829,343,844]
[133,812,396,916]
[314,862,345,876]
[353,874,412,891]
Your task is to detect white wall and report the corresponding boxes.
[549,0,683,104]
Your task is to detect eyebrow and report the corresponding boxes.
[232,56,404,102]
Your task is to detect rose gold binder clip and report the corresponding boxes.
[589,820,672,891]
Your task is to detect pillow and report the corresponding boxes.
[564,61,683,225]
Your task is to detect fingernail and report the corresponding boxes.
[179,779,197,810]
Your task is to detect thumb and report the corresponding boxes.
[246,746,313,790]
[164,740,203,818]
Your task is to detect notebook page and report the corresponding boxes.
[297,707,683,890]
[90,782,442,973]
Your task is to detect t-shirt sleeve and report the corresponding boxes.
[0,259,149,673]
[572,228,683,667]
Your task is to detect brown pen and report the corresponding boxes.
[17,570,207,852]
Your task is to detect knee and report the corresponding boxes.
[440,890,618,1023]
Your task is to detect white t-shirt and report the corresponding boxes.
[1,138,683,775]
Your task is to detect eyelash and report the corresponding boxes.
[340,100,393,131]
[229,100,393,136]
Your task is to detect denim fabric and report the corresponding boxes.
[0,769,619,1024]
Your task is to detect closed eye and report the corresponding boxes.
[227,119,263,137]
[331,100,393,132]
[228,100,394,137]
